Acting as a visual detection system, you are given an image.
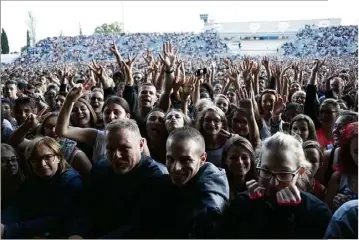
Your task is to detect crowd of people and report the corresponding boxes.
[1,23,358,239]
[16,30,228,65]
[282,25,358,57]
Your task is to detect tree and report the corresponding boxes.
[79,23,83,36]
[26,30,31,48]
[1,28,10,54]
[27,11,37,46]
[94,22,124,35]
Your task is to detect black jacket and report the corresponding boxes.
[141,162,230,238]
[82,155,168,238]
[221,191,332,239]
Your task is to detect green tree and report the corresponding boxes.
[94,22,124,35]
[27,11,37,46]
[1,28,10,54]
[26,30,31,48]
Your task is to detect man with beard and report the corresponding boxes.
[71,119,168,238]
[135,127,230,238]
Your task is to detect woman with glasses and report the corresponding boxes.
[1,144,25,210]
[1,137,84,239]
[196,106,228,167]
[325,122,358,211]
[222,132,331,238]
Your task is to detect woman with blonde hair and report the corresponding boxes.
[1,137,84,239]
[222,132,331,238]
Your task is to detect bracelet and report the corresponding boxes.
[165,68,175,74]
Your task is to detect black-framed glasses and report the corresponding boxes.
[30,154,56,164]
[1,156,19,165]
[256,167,301,182]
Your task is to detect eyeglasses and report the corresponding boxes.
[256,167,301,182]
[204,118,222,125]
[1,156,19,165]
[30,154,56,164]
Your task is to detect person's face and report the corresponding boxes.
[103,103,129,126]
[319,103,338,127]
[106,128,144,174]
[224,145,252,177]
[54,95,66,111]
[304,147,321,177]
[165,110,185,133]
[350,136,358,166]
[139,86,157,108]
[133,73,143,86]
[43,116,59,139]
[71,102,91,127]
[290,83,301,94]
[166,139,206,186]
[116,83,125,97]
[45,90,57,107]
[213,84,222,94]
[90,91,104,114]
[227,91,237,104]
[1,149,19,177]
[259,79,266,93]
[29,146,60,178]
[291,120,310,142]
[14,104,34,125]
[232,111,249,137]
[292,93,306,107]
[5,84,17,99]
[146,111,165,139]
[331,78,343,94]
[261,93,276,114]
[202,111,223,136]
[2,103,11,119]
[215,97,229,114]
[258,148,302,197]
[332,116,350,146]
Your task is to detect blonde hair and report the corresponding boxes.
[24,137,71,175]
[260,132,312,191]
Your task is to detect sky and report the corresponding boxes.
[1,0,358,52]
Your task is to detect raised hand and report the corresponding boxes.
[333,193,351,209]
[109,40,121,56]
[272,94,287,116]
[182,76,196,100]
[23,113,40,130]
[311,58,326,73]
[276,185,301,205]
[143,49,154,65]
[261,56,270,69]
[158,42,178,70]
[66,85,87,103]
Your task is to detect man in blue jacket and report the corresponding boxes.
[73,118,168,238]
[138,127,230,238]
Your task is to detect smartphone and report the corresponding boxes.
[195,68,207,77]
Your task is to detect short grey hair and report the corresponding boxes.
[106,118,141,141]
